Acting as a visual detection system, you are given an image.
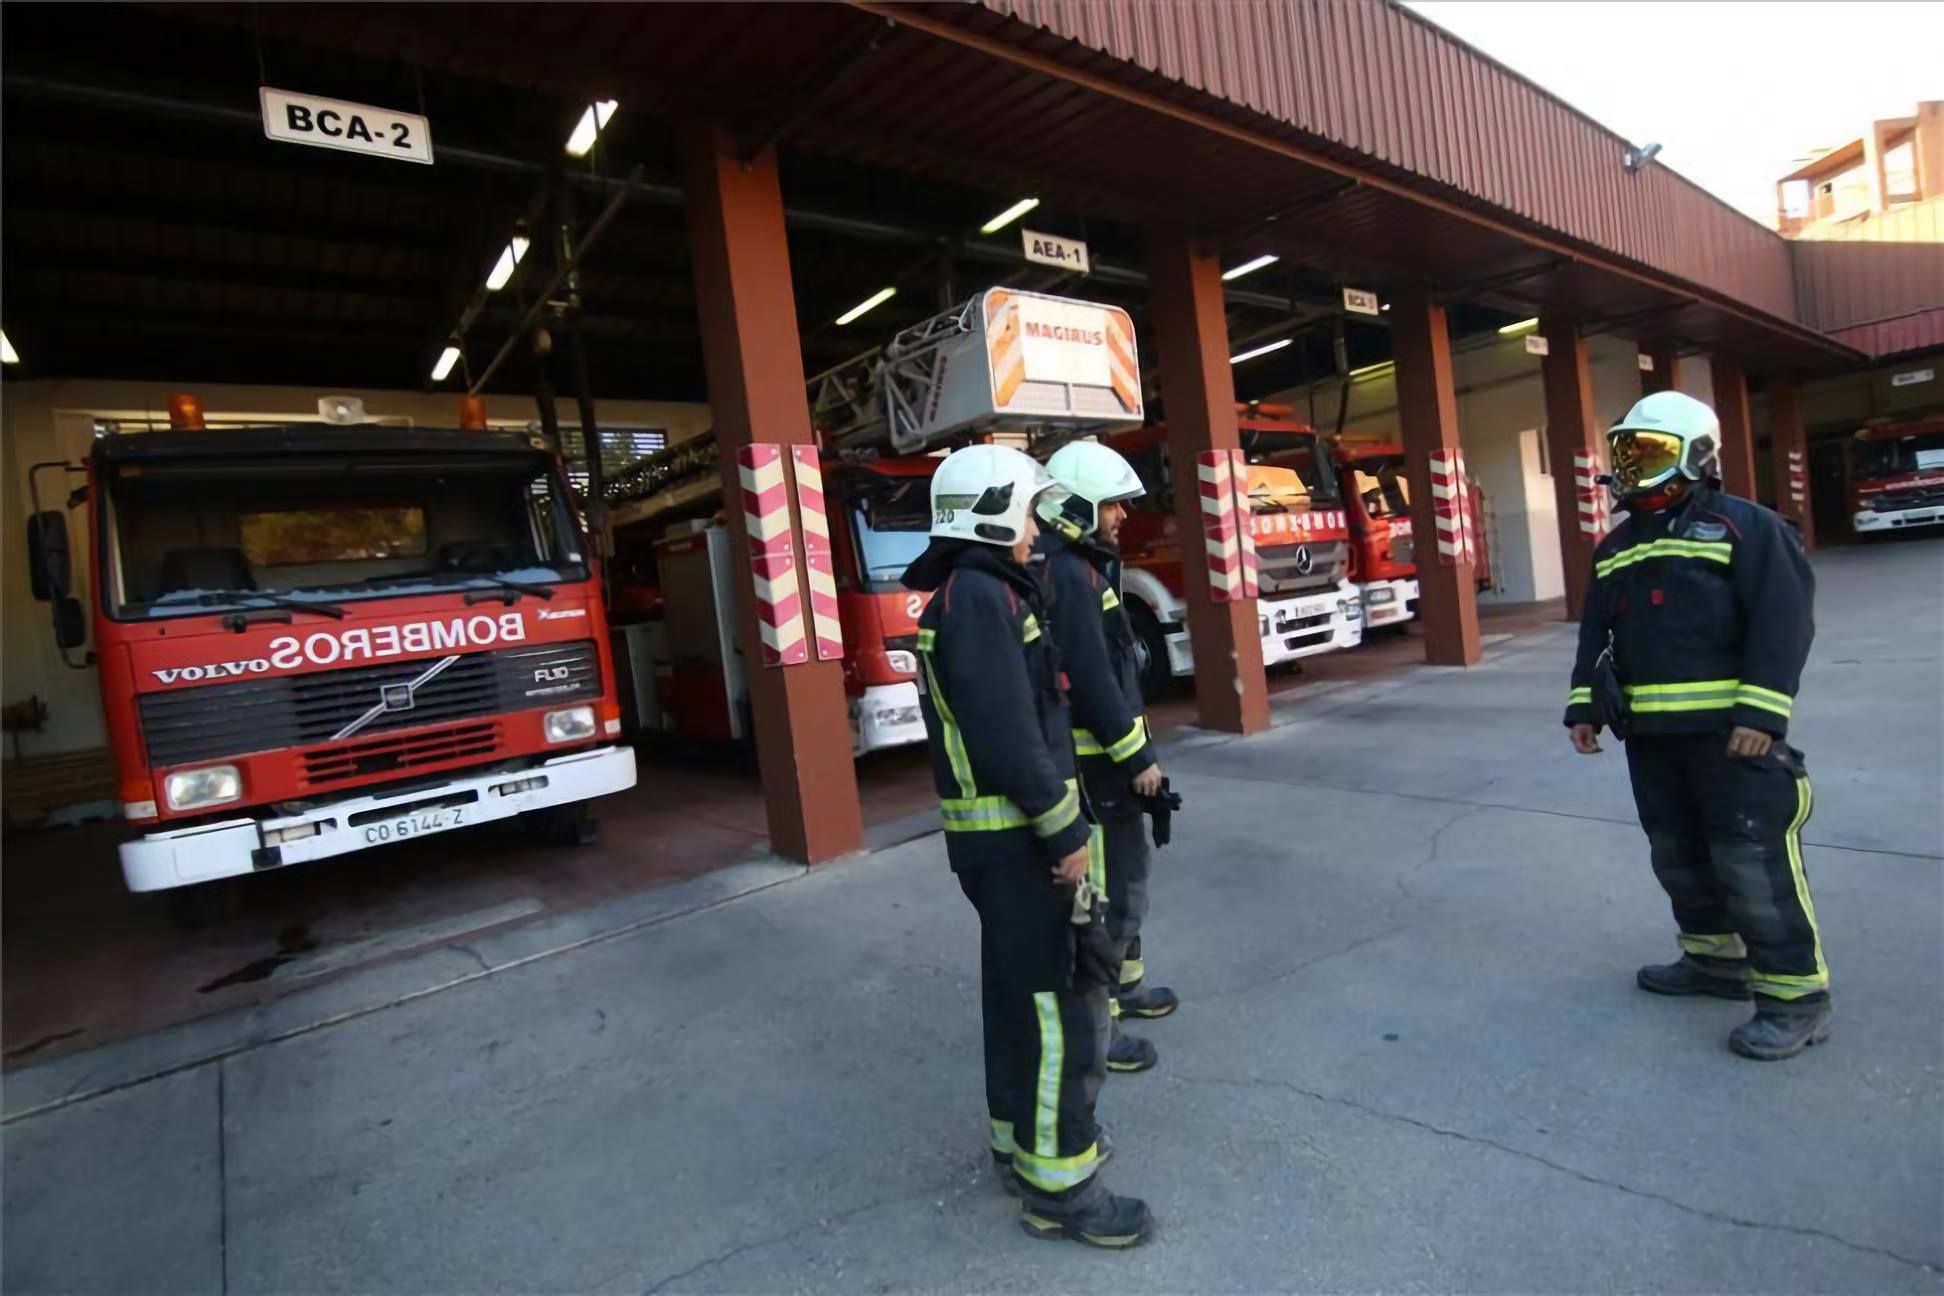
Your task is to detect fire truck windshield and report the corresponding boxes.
[1349,458,1410,518]
[1242,430,1341,506]
[1855,430,1944,479]
[104,453,587,620]
[850,477,932,585]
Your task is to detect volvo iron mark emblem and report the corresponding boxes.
[332,655,462,741]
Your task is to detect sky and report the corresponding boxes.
[1402,2,1944,224]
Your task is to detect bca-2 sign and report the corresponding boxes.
[260,88,433,165]
[1021,229,1090,274]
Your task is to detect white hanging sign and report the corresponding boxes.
[260,88,434,165]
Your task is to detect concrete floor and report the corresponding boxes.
[4,539,1939,1292]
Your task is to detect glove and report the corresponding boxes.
[1069,882,1120,988]
[1131,777,1184,848]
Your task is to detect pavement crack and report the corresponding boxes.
[450,943,492,974]
[1167,1071,1942,1274]
[638,1170,970,1293]
[1207,924,1410,1001]
[216,1058,230,1295]
[1386,807,1478,924]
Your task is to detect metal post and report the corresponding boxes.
[679,124,862,865]
[1144,226,1270,735]
[555,181,610,563]
[1540,319,1603,620]
[1392,287,1482,667]
[1709,358,1758,500]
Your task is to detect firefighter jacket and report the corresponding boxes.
[1033,528,1157,810]
[1565,486,1814,739]
[903,539,1093,868]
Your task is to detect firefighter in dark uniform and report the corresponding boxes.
[1566,391,1830,1060]
[1034,441,1179,1076]
[902,444,1155,1247]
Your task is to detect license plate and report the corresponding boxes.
[363,807,463,845]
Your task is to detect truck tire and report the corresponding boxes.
[532,804,602,847]
[1128,601,1174,703]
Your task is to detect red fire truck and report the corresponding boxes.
[1336,442,1493,629]
[23,397,636,894]
[604,286,1143,750]
[1848,418,1944,535]
[1107,409,1362,697]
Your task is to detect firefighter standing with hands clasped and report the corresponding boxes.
[1033,442,1180,1075]
[902,444,1155,1247]
[1566,391,1830,1060]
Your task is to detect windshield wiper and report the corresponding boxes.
[461,576,557,605]
[157,589,348,619]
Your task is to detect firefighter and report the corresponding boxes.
[903,444,1155,1247]
[1033,441,1178,1077]
[1565,390,1829,1061]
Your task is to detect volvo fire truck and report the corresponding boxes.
[23,397,637,894]
[605,286,1145,751]
[1108,409,1363,698]
[1849,418,1944,535]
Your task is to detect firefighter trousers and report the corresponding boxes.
[955,850,1111,1204]
[1623,733,1829,1009]
[1099,810,1153,1018]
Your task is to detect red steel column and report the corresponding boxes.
[1767,376,1817,550]
[1639,346,1682,395]
[679,126,862,863]
[1540,319,1602,621]
[1393,288,1482,666]
[1709,357,1758,500]
[1144,227,1269,734]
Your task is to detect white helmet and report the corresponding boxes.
[930,444,1054,547]
[1037,440,1147,538]
[1606,391,1720,497]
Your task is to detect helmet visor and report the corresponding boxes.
[1607,429,1685,490]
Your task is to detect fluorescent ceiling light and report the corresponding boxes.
[1229,338,1292,365]
[0,330,18,365]
[979,197,1040,235]
[1222,254,1279,281]
[485,235,531,292]
[1498,317,1540,336]
[836,286,897,326]
[431,346,461,382]
[565,100,618,158]
[1350,361,1395,379]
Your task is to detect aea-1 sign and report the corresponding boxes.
[260,88,434,165]
[1021,229,1090,274]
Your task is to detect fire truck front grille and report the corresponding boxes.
[139,640,600,769]
[1875,485,1944,511]
[302,722,502,785]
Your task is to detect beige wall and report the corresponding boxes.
[1,379,711,756]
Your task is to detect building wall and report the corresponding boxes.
[1,379,711,757]
[1280,332,1644,605]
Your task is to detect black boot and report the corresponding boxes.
[1118,985,1180,1019]
[1636,956,1751,1000]
[1021,1190,1156,1248]
[1730,999,1833,1061]
[1106,1032,1158,1073]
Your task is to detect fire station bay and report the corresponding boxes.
[1,6,1940,1059]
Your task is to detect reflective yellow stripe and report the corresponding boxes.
[1750,777,1826,999]
[916,628,936,650]
[1031,992,1063,1158]
[1594,538,1734,579]
[990,1118,1014,1155]
[1735,684,1793,718]
[1072,729,1106,757]
[1631,698,1738,714]
[940,797,1029,831]
[1101,587,1121,611]
[1120,956,1146,986]
[1022,613,1042,644]
[1678,932,1748,960]
[1013,1142,1101,1193]
[1626,679,1741,695]
[1031,782,1081,839]
[1088,823,1106,893]
[1567,687,1593,705]
[1105,717,1149,763]
[1624,679,1739,714]
[919,649,976,800]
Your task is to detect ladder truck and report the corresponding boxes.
[604,287,1145,753]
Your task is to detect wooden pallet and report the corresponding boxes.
[2,749,118,830]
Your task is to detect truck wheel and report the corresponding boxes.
[532,805,602,847]
[166,879,244,932]
[1128,602,1174,703]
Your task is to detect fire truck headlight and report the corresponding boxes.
[1339,597,1362,618]
[885,650,917,675]
[164,765,243,812]
[544,705,598,744]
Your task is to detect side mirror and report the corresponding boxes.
[26,511,72,603]
[53,597,87,651]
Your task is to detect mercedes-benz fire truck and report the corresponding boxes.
[1107,409,1363,698]
[604,286,1145,751]
[24,397,637,894]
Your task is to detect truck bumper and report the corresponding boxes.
[852,682,927,755]
[1359,578,1419,628]
[1260,588,1364,666]
[119,745,639,893]
[1854,507,1944,532]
